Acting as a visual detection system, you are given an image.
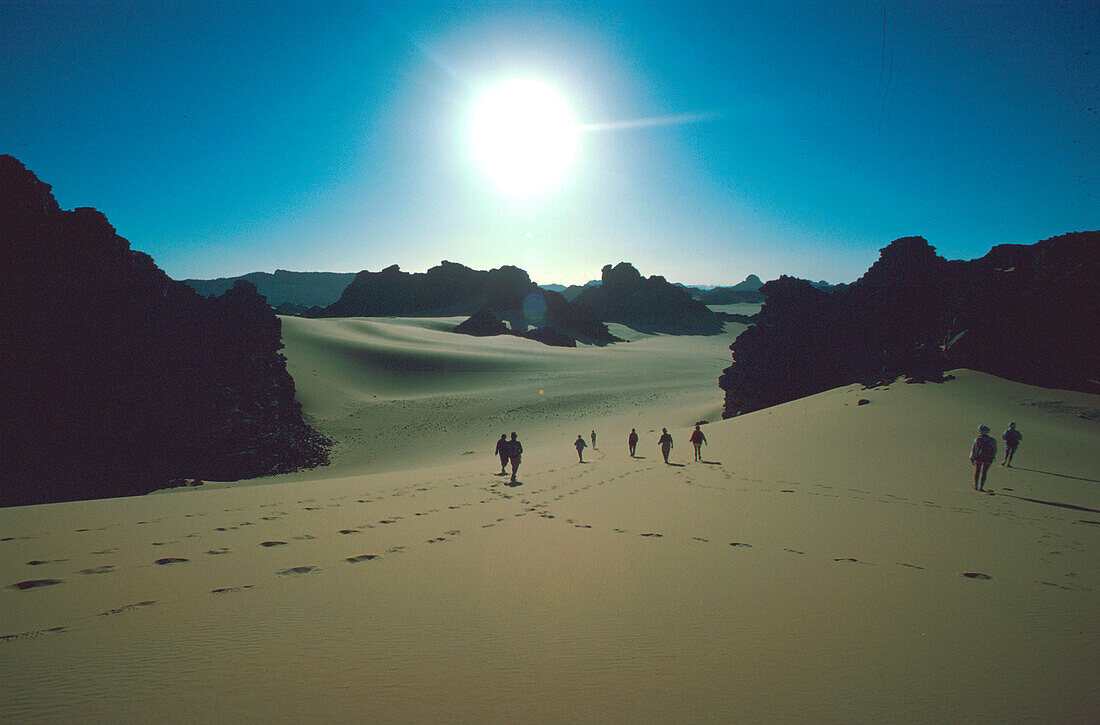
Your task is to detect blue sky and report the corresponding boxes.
[3,1,1095,286]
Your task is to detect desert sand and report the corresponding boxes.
[2,315,1097,723]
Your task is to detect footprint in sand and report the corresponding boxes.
[155,557,190,565]
[294,534,317,540]
[641,533,663,538]
[729,542,752,548]
[206,548,231,555]
[260,541,288,547]
[9,579,63,590]
[0,626,68,641]
[833,557,860,563]
[338,529,360,535]
[26,559,67,566]
[897,563,924,569]
[99,600,157,616]
[77,565,115,575]
[211,586,254,594]
[692,537,710,543]
[784,548,805,555]
[960,572,992,580]
[276,566,317,576]
[346,554,378,563]
[1035,580,1073,591]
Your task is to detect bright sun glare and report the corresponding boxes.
[469,78,579,197]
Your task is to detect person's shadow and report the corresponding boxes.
[665,462,686,467]
[1010,467,1099,484]
[990,491,1100,514]
[700,460,722,465]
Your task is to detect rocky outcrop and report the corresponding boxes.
[452,309,509,337]
[573,263,726,334]
[184,270,356,311]
[719,234,1100,417]
[322,261,620,346]
[318,262,533,317]
[0,155,330,507]
[695,275,835,305]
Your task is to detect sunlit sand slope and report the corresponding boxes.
[1,315,1096,723]
[270,315,742,479]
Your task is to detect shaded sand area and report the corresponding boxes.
[2,316,1098,722]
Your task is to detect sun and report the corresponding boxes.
[469,78,579,197]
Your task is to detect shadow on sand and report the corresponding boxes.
[700,460,722,465]
[665,462,686,467]
[992,492,1100,514]
[1010,467,1100,484]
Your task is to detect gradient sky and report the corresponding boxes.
[3,1,1096,286]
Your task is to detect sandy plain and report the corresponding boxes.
[1,313,1097,723]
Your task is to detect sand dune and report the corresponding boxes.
[268,315,741,480]
[2,317,1097,722]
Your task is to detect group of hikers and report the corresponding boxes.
[969,422,1023,491]
[497,425,711,483]
[575,425,708,464]
[500,421,1023,490]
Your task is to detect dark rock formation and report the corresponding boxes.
[0,155,330,507]
[184,270,356,311]
[322,261,620,346]
[573,263,726,334]
[319,262,532,317]
[452,309,579,348]
[719,234,1100,417]
[696,275,834,305]
[452,309,509,337]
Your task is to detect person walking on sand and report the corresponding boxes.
[970,424,997,492]
[494,433,509,475]
[658,428,674,464]
[575,434,587,462]
[628,428,639,457]
[1002,422,1022,467]
[689,425,707,461]
[507,432,523,484]
[590,430,597,450]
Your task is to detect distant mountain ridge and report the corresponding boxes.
[184,270,355,312]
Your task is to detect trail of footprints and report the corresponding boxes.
[3,460,1093,642]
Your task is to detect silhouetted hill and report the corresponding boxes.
[319,262,620,345]
[719,233,1100,417]
[184,270,355,312]
[573,262,726,334]
[318,262,529,317]
[554,280,601,301]
[694,275,836,305]
[0,155,330,507]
